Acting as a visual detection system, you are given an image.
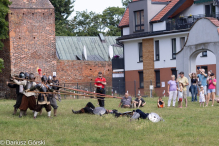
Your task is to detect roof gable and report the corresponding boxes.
[151,0,193,22]
[9,0,54,9]
[118,8,129,27]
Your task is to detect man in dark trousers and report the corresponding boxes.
[95,72,106,107]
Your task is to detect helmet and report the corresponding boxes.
[148,113,163,123]
[41,75,47,82]
[48,75,52,81]
[29,73,35,80]
[24,72,29,79]
[19,72,25,79]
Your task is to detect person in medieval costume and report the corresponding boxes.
[72,102,117,116]
[12,73,37,117]
[27,75,54,119]
[7,72,25,115]
[47,75,59,116]
[52,75,61,102]
[115,109,164,123]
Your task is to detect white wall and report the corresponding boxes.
[124,40,143,71]
[181,4,205,16]
[123,27,130,36]
[153,21,166,31]
[154,34,188,69]
[196,51,216,65]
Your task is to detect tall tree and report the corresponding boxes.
[121,0,132,7]
[0,0,11,72]
[102,7,125,36]
[70,11,104,36]
[49,0,75,36]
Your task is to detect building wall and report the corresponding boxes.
[125,70,144,96]
[154,34,188,69]
[123,27,130,35]
[142,38,155,96]
[196,51,216,65]
[56,60,112,85]
[9,8,57,77]
[181,4,205,16]
[124,41,143,71]
[153,21,166,31]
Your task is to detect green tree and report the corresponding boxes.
[121,0,132,7]
[0,0,11,72]
[70,11,104,36]
[102,7,125,36]
[49,0,75,36]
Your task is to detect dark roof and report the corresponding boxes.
[56,36,123,61]
[116,29,189,41]
[150,0,193,22]
[9,0,54,9]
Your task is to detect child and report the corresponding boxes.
[199,86,205,107]
[157,97,165,108]
[134,95,146,108]
[177,82,183,108]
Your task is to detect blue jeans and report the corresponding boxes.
[190,85,197,101]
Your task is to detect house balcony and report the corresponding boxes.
[153,14,219,32]
[112,58,124,70]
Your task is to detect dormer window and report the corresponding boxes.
[135,10,144,32]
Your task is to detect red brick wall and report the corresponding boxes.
[56,60,112,85]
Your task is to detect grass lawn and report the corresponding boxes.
[0,97,219,146]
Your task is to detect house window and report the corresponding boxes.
[135,10,144,32]
[139,43,143,62]
[155,70,160,87]
[139,71,144,88]
[180,37,185,49]
[171,68,177,79]
[155,40,159,61]
[202,51,207,57]
[172,38,176,59]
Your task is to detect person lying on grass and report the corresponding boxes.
[134,95,146,108]
[72,102,117,116]
[157,97,165,108]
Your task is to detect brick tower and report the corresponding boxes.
[0,0,57,98]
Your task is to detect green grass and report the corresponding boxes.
[0,97,219,146]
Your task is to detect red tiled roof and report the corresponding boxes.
[151,0,179,22]
[170,0,193,17]
[119,8,130,27]
[206,17,219,27]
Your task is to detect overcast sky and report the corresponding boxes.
[69,0,123,19]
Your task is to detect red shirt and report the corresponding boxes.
[95,77,106,89]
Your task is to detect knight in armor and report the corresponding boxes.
[7,72,25,115]
[12,73,37,117]
[47,75,59,116]
[72,102,117,116]
[52,75,61,102]
[27,75,54,119]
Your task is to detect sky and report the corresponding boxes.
[69,0,123,19]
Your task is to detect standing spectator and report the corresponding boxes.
[189,73,198,102]
[207,70,212,101]
[134,95,146,108]
[206,73,217,106]
[95,72,106,107]
[197,69,207,100]
[118,93,133,108]
[177,72,189,107]
[199,86,205,107]
[167,75,177,107]
[177,82,184,108]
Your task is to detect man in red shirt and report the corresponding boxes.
[95,72,106,107]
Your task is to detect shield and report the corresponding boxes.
[93,107,106,116]
[148,113,162,123]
